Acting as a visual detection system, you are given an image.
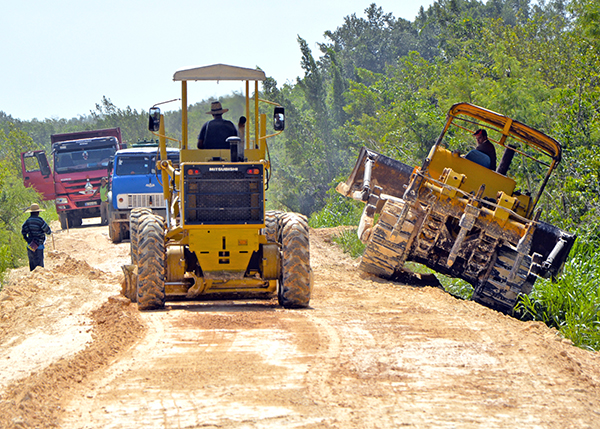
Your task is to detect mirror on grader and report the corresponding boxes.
[148,107,161,132]
[274,106,285,131]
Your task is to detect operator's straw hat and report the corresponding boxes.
[206,101,229,115]
[25,203,44,213]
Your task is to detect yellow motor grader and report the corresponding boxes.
[124,64,312,310]
[337,103,575,314]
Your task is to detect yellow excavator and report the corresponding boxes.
[337,103,575,313]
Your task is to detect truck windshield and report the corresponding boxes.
[55,147,115,174]
[116,156,154,175]
[116,153,180,175]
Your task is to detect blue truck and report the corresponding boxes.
[108,143,179,243]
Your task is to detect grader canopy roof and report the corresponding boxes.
[448,103,562,163]
[173,64,266,82]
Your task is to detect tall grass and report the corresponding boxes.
[308,191,366,258]
[438,276,474,300]
[516,238,600,351]
[308,191,363,229]
[330,228,365,258]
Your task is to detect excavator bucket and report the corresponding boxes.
[336,147,415,203]
[336,147,415,243]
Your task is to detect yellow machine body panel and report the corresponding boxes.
[179,148,266,163]
[427,146,516,201]
[188,228,260,275]
[335,103,576,315]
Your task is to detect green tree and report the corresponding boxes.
[321,3,416,78]
[90,96,151,144]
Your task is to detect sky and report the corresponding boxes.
[1,0,435,121]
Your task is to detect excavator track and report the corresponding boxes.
[465,234,500,280]
[413,212,444,260]
[359,200,418,278]
[472,246,535,314]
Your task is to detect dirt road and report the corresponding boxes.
[0,221,599,428]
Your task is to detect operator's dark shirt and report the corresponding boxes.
[21,215,51,249]
[476,139,497,171]
[197,117,238,149]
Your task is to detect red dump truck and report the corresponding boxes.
[21,128,126,229]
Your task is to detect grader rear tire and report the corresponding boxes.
[129,208,153,265]
[137,214,166,311]
[263,210,284,243]
[277,212,312,309]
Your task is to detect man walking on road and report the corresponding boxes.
[21,203,52,271]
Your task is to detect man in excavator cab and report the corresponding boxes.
[465,128,497,170]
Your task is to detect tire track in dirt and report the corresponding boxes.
[62,304,323,428]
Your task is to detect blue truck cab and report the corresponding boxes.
[108,143,179,242]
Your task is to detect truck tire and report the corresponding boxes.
[71,214,82,227]
[59,213,68,230]
[277,212,312,309]
[360,200,417,278]
[137,214,166,310]
[471,246,536,314]
[109,221,123,243]
[129,208,153,265]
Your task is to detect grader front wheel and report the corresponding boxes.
[277,213,312,309]
[136,214,166,311]
[129,208,153,266]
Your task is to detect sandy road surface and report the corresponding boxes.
[0,221,599,428]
